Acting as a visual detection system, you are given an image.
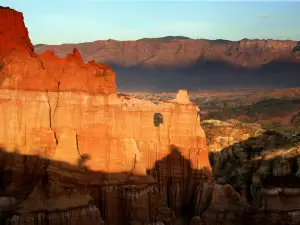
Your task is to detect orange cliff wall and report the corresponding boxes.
[0,6,34,56]
[0,7,116,94]
[0,7,210,173]
[0,89,210,174]
[0,7,212,225]
[0,87,211,224]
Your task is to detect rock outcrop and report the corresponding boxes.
[0,87,211,224]
[0,7,213,225]
[202,119,300,224]
[194,183,250,225]
[0,7,34,57]
[0,7,116,94]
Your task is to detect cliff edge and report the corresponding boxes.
[0,7,116,94]
[0,7,217,225]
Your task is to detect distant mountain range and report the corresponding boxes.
[34,37,300,92]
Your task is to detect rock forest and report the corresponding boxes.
[0,6,299,225]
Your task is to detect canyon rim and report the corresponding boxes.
[1,6,300,225]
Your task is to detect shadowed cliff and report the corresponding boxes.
[0,144,212,225]
[208,130,300,225]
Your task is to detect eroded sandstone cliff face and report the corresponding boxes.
[0,7,116,94]
[0,6,33,57]
[0,89,209,172]
[0,88,213,224]
[0,7,215,225]
[202,119,300,224]
[4,6,296,225]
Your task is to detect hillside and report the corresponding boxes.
[35,38,300,92]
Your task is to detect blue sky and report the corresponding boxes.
[2,0,300,44]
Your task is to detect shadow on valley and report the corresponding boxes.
[113,59,300,92]
[0,130,299,225]
[209,130,300,205]
[0,144,211,225]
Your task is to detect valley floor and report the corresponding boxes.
[131,88,300,136]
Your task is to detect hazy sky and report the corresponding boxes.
[2,0,300,44]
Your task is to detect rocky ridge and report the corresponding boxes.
[35,37,300,91]
[35,38,300,69]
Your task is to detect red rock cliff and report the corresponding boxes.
[0,7,214,225]
[0,7,116,94]
[0,6,34,56]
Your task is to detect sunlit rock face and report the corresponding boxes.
[0,7,116,94]
[201,119,264,152]
[5,5,300,225]
[173,89,191,104]
[0,88,210,225]
[0,89,209,173]
[0,7,212,225]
